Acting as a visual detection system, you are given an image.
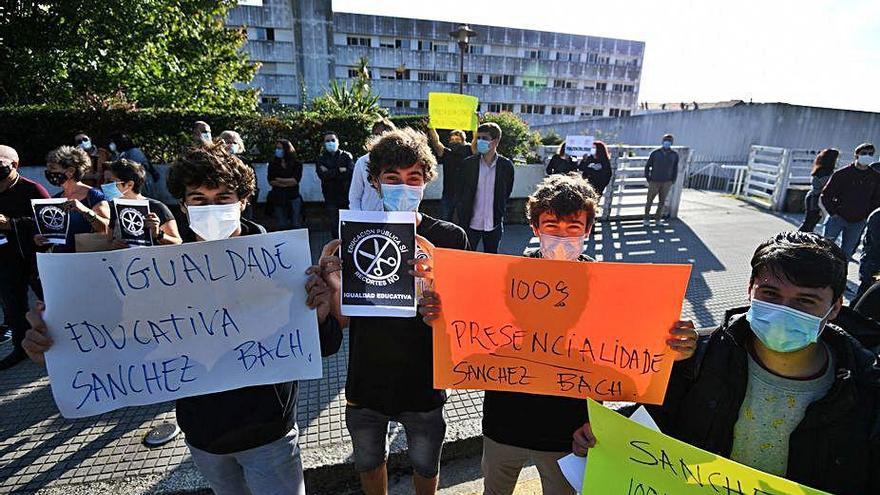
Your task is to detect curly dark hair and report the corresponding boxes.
[46,146,91,180]
[167,144,255,200]
[526,173,598,227]
[750,231,847,300]
[366,127,437,182]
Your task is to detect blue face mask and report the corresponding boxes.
[380,183,424,212]
[275,148,284,158]
[325,141,338,153]
[662,140,672,149]
[101,182,124,201]
[746,298,834,353]
[476,139,491,155]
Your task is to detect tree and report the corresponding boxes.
[481,112,531,161]
[309,57,387,120]
[0,0,259,112]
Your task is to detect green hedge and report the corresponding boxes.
[0,106,374,166]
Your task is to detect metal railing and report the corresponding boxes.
[600,145,691,220]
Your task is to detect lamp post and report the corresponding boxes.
[449,24,477,94]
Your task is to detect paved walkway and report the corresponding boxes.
[0,190,861,494]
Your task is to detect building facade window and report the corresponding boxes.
[395,100,410,108]
[586,53,599,63]
[592,108,604,116]
[521,104,546,115]
[395,39,410,49]
[620,110,631,117]
[346,36,370,46]
[523,78,547,88]
[595,82,608,91]
[417,100,428,109]
[553,80,575,89]
[417,40,434,51]
[526,49,549,59]
[395,69,411,80]
[379,38,395,48]
[468,45,483,54]
[432,43,448,52]
[609,108,621,117]
[563,106,575,115]
[598,56,610,65]
[418,71,446,82]
[489,75,514,86]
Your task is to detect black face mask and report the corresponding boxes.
[0,164,12,181]
[45,170,68,187]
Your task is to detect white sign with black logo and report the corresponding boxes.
[114,199,153,247]
[32,198,70,245]
[339,210,417,317]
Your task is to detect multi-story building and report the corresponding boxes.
[229,0,644,125]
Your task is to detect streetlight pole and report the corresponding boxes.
[449,24,477,95]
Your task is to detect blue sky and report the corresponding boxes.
[334,0,880,112]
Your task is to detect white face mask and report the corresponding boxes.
[539,233,585,261]
[186,203,241,241]
[857,154,874,166]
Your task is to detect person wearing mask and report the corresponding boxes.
[0,145,49,369]
[268,139,305,230]
[458,123,515,254]
[579,140,613,197]
[316,131,353,237]
[23,144,342,495]
[820,143,880,261]
[315,128,468,495]
[798,149,839,233]
[192,121,212,147]
[419,173,698,495]
[350,119,396,212]
[573,232,880,495]
[545,142,578,176]
[428,128,473,224]
[35,146,110,252]
[218,130,258,220]
[643,134,679,225]
[102,159,182,247]
[107,132,159,198]
[73,131,110,187]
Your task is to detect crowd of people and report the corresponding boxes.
[0,121,878,495]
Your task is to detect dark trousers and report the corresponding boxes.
[467,225,503,254]
[0,256,42,351]
[440,195,459,225]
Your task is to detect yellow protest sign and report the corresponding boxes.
[583,399,831,495]
[429,92,479,131]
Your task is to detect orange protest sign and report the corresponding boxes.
[431,249,691,404]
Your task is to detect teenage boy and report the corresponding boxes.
[316,128,468,495]
[420,173,698,495]
[573,231,880,495]
[317,131,354,237]
[458,123,514,254]
[23,144,343,495]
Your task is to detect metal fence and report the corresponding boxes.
[600,145,691,220]
[736,145,820,211]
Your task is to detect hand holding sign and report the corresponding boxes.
[582,399,831,494]
[32,198,70,245]
[431,249,691,403]
[113,198,152,247]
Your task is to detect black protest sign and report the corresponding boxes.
[339,210,417,317]
[114,199,153,247]
[32,199,70,245]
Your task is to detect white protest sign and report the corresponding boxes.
[558,406,660,493]
[565,135,595,159]
[39,229,322,418]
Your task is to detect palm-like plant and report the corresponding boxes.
[311,57,387,119]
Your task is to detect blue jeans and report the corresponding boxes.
[467,225,503,254]
[823,215,867,261]
[187,427,304,495]
[346,405,447,478]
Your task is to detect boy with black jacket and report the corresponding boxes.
[317,128,469,495]
[573,231,880,495]
[421,173,698,495]
[24,145,343,495]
